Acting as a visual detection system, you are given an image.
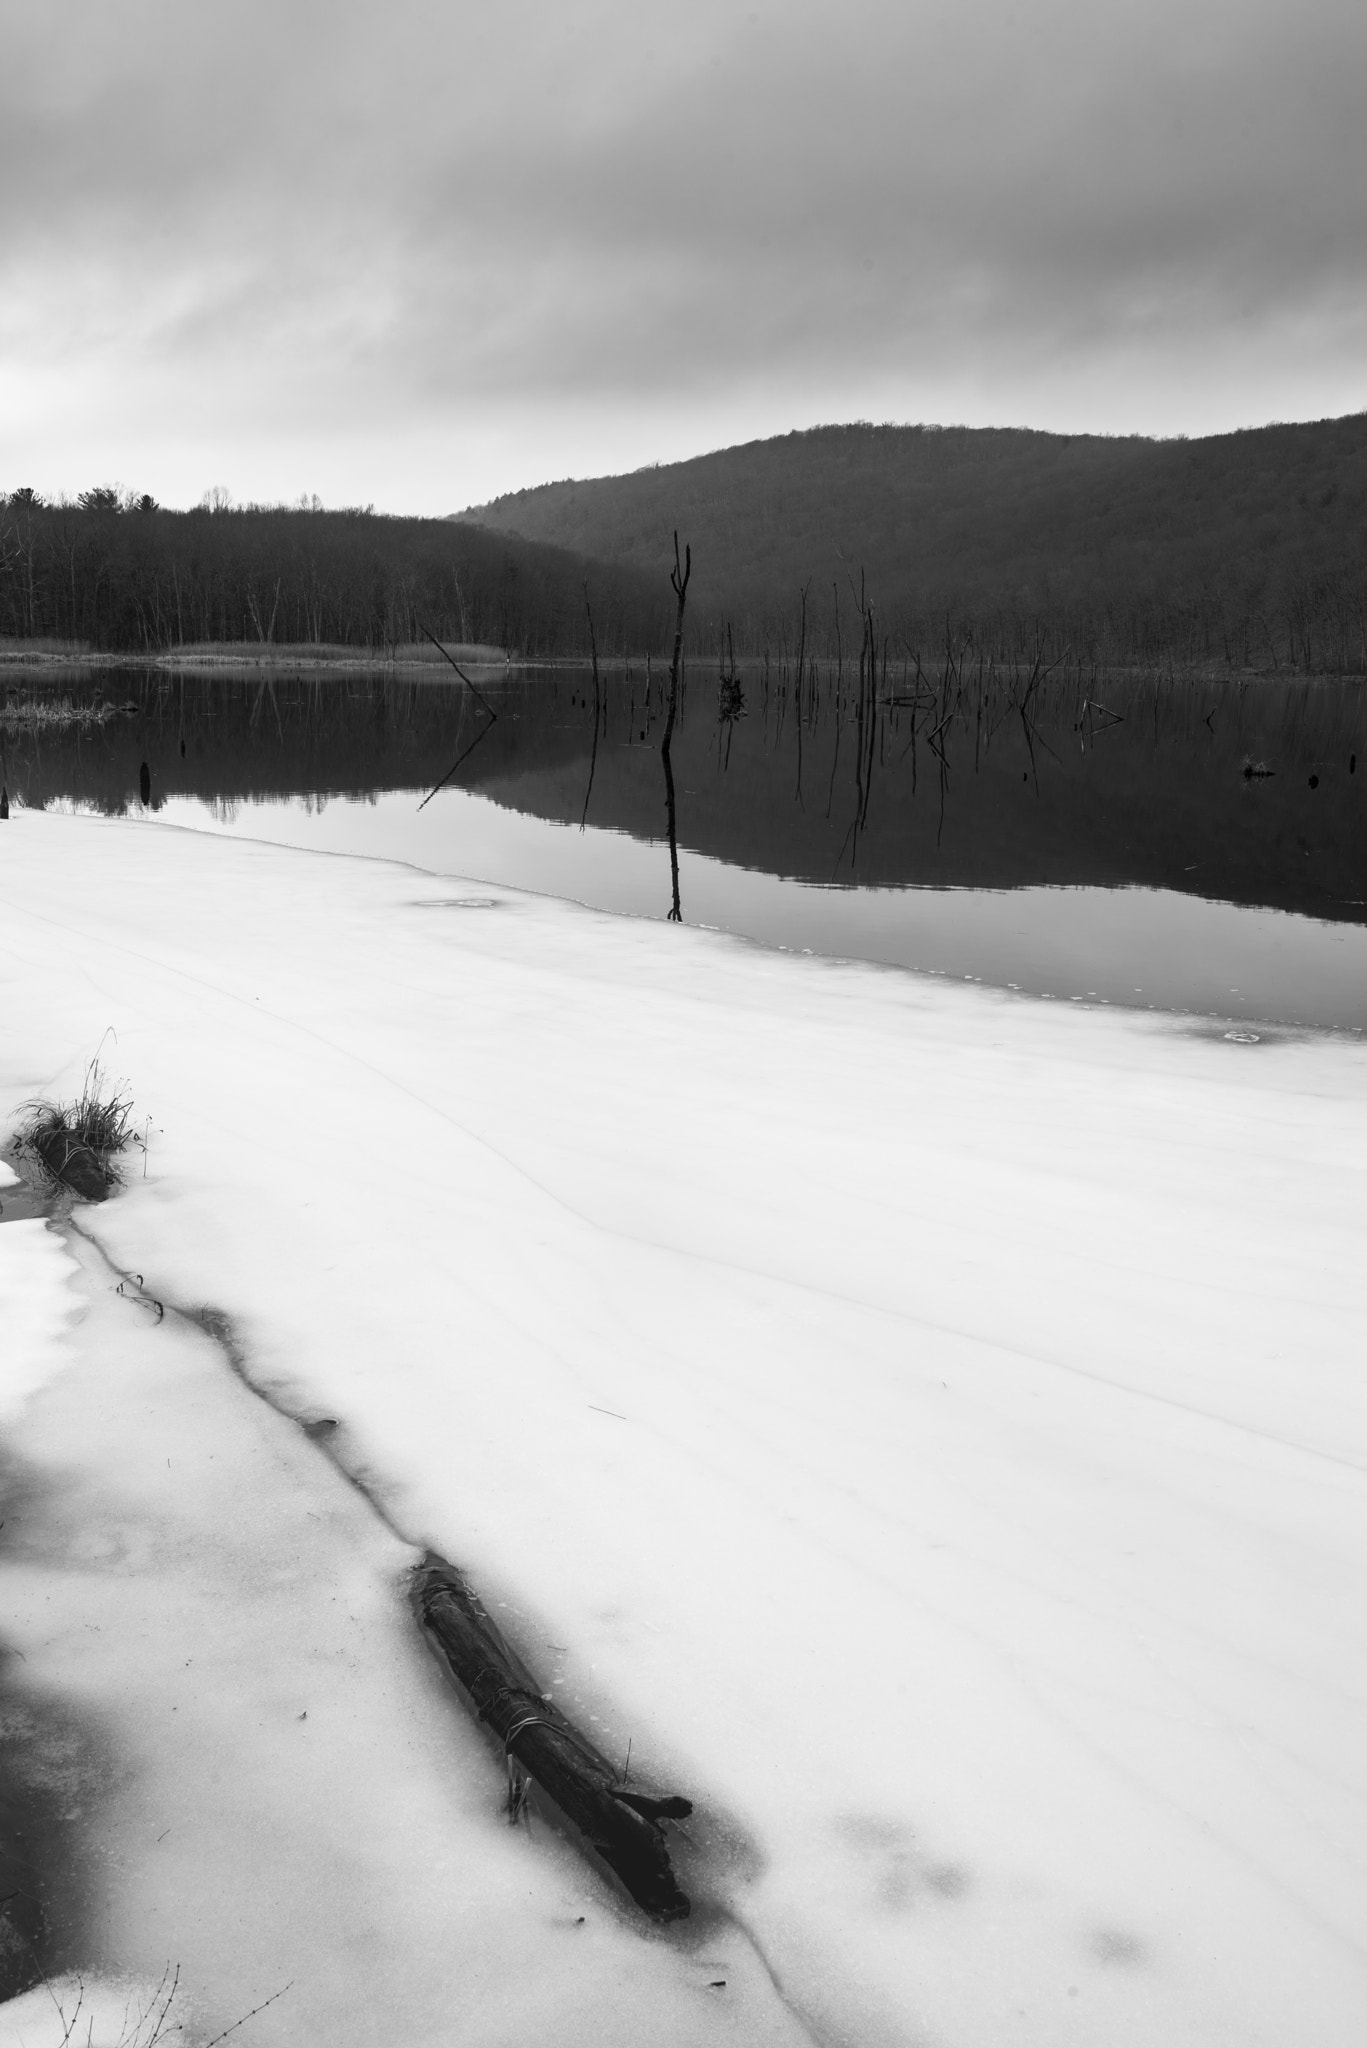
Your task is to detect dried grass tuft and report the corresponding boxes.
[16,1056,137,1198]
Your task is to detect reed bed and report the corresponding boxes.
[0,693,137,728]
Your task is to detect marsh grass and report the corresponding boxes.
[0,636,93,659]
[164,639,508,667]
[17,1058,137,1199]
[0,694,137,729]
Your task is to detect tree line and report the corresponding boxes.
[0,490,668,657]
[10,404,1367,672]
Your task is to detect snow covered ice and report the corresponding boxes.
[2,807,1365,2046]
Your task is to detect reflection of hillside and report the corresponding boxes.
[5,665,1363,925]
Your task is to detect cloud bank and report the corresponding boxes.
[2,0,1365,510]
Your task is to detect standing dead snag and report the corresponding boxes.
[413,1553,692,1923]
[661,533,691,922]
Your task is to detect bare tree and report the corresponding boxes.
[661,533,691,921]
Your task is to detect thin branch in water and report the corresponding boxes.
[414,619,500,722]
[414,616,500,809]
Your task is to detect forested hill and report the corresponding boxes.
[459,415,1367,671]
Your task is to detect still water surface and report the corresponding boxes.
[5,661,1364,1030]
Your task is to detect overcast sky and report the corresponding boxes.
[3,0,1365,513]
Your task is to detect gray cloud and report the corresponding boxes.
[2,0,1364,509]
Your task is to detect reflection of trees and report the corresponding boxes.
[5,654,1364,925]
[580,587,603,830]
[714,626,745,771]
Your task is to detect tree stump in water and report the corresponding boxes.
[412,1552,692,1922]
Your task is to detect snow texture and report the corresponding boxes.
[0,1229,801,2047]
[2,808,1366,2047]
[0,1223,77,1423]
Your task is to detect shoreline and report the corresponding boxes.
[0,646,512,675]
[2,643,1361,683]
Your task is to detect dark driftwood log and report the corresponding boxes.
[412,1553,692,1922]
[35,1129,108,1201]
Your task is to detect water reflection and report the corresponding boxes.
[3,656,1364,1026]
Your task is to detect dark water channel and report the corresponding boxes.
[3,661,1365,1029]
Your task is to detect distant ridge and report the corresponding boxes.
[458,416,1367,668]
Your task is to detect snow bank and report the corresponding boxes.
[2,808,1365,2047]
[0,1222,78,1422]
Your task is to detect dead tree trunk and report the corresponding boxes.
[660,533,691,922]
[413,1553,692,1923]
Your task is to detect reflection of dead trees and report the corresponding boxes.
[716,623,745,770]
[661,534,690,921]
[1076,696,1125,754]
[836,579,882,871]
[794,580,809,807]
[580,583,602,829]
[853,596,878,834]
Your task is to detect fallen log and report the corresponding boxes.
[412,1552,692,1922]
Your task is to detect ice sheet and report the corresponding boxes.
[0,1230,805,2046]
[2,807,1365,2047]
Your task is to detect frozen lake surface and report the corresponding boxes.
[4,661,1364,1029]
[3,809,1366,2045]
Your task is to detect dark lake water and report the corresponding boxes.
[3,660,1364,1030]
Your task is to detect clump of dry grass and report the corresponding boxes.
[16,1057,137,1201]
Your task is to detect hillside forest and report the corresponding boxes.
[464,414,1367,673]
